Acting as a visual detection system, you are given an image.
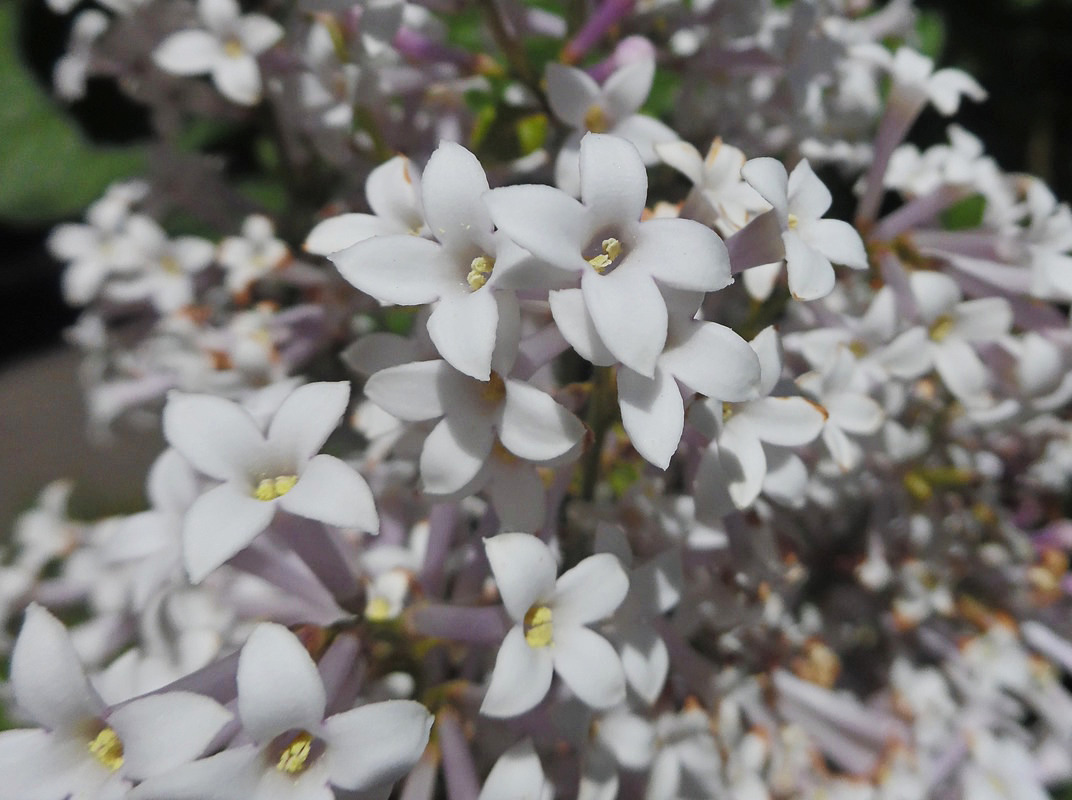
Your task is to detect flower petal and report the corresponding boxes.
[182,482,276,583]
[741,157,788,225]
[212,55,262,106]
[236,14,283,54]
[322,701,432,791]
[579,133,647,230]
[109,693,232,781]
[548,288,616,366]
[552,627,626,710]
[825,392,883,435]
[304,214,400,256]
[12,604,103,732]
[280,454,379,531]
[736,397,826,446]
[420,416,493,496]
[499,380,585,463]
[422,142,495,257]
[951,297,1012,342]
[933,339,989,403]
[427,289,499,381]
[618,365,684,469]
[268,382,349,466]
[153,30,219,76]
[238,623,326,743]
[330,235,458,305]
[485,185,589,274]
[128,746,262,800]
[783,230,835,301]
[631,218,732,292]
[364,360,446,421]
[553,553,629,628]
[716,424,767,509]
[546,63,600,128]
[787,159,832,218]
[479,739,548,800]
[484,533,558,621]
[164,392,266,482]
[602,58,655,118]
[908,270,960,324]
[660,319,760,401]
[582,268,667,377]
[801,218,867,270]
[618,625,670,707]
[480,626,554,718]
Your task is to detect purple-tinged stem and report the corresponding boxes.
[856,92,927,226]
[318,633,362,714]
[277,515,361,603]
[410,604,509,644]
[726,210,785,274]
[399,749,440,800]
[561,0,636,64]
[437,709,481,800]
[872,185,968,241]
[420,503,459,597]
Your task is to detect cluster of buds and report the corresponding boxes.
[6,0,1072,799]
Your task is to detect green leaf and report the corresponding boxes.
[916,10,945,60]
[941,193,986,230]
[516,113,548,155]
[0,2,145,225]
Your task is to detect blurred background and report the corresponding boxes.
[1,0,1071,531]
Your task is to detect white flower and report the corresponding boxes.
[304,155,425,256]
[961,733,1049,800]
[364,360,584,531]
[655,138,769,235]
[153,0,283,106]
[479,739,553,800]
[331,141,529,380]
[546,57,678,196]
[796,347,884,471]
[854,45,986,117]
[131,623,433,800]
[742,157,868,300]
[163,381,379,582]
[487,133,733,377]
[218,215,289,294]
[692,327,827,517]
[0,604,231,800]
[481,533,629,717]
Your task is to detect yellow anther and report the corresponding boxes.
[466,255,495,291]
[722,402,735,423]
[928,314,955,342]
[480,372,507,405]
[160,256,182,274]
[787,213,799,230]
[365,596,394,622]
[88,728,124,772]
[523,604,553,648]
[587,238,622,274]
[583,104,608,133]
[223,38,245,58]
[848,339,868,357]
[254,474,299,501]
[277,731,315,774]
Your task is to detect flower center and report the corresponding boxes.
[523,604,553,648]
[160,255,183,275]
[722,402,736,423]
[587,238,622,274]
[365,595,394,621]
[88,727,124,772]
[223,38,245,59]
[787,213,799,229]
[928,314,955,342]
[584,104,608,133]
[480,372,506,405]
[254,475,299,501]
[276,731,315,774]
[466,255,495,291]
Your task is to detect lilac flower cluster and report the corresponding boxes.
[7,0,1072,798]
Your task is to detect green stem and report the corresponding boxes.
[473,0,552,115]
[580,366,615,501]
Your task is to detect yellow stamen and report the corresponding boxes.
[160,255,182,275]
[254,474,299,501]
[480,372,506,405]
[722,402,735,423]
[587,238,622,273]
[928,314,955,342]
[523,604,553,648]
[466,255,495,291]
[223,38,245,58]
[277,731,314,774]
[88,728,124,772]
[583,105,608,133]
[365,596,394,622]
[787,213,799,230]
